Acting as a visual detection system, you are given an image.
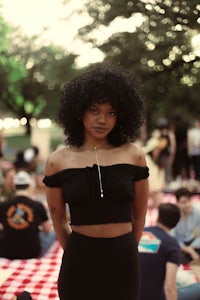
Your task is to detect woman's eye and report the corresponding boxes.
[89,107,98,114]
[107,111,117,117]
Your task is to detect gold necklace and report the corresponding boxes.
[88,142,106,198]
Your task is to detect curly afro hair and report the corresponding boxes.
[58,62,146,147]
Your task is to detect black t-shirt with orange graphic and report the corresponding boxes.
[0,195,48,259]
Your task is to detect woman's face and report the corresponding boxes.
[82,102,117,143]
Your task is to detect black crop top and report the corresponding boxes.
[43,164,149,225]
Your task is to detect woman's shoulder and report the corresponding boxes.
[123,142,146,166]
[126,142,144,152]
[45,146,71,175]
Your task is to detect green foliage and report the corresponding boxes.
[80,0,200,130]
[0,15,79,135]
[0,15,12,51]
[0,16,26,106]
[1,1,199,136]
[8,58,26,83]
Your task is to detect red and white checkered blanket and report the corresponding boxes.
[0,241,63,300]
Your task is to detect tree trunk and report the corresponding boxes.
[25,118,31,136]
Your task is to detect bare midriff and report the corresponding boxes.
[71,222,132,238]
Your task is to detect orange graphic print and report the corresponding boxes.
[7,203,34,230]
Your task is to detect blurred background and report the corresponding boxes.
[0,0,199,161]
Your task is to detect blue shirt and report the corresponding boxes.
[139,226,180,300]
[170,206,200,249]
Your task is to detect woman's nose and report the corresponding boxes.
[97,113,106,123]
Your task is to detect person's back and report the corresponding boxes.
[0,171,50,259]
[139,226,180,299]
[0,195,49,259]
[139,203,181,300]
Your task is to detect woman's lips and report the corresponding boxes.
[93,127,107,133]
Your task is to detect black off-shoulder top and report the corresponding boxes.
[43,164,149,225]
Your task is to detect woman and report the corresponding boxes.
[143,130,165,208]
[43,62,149,300]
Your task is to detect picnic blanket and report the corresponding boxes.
[0,240,63,300]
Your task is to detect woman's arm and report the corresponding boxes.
[131,145,149,242]
[44,150,71,250]
[45,187,71,250]
[132,178,149,242]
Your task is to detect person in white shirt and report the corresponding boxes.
[170,187,200,264]
[187,117,200,180]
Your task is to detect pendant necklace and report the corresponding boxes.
[89,142,105,198]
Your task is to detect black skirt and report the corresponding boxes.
[58,231,140,300]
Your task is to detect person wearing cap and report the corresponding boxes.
[0,171,55,259]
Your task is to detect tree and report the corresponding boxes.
[0,15,78,135]
[78,0,200,130]
[0,16,26,111]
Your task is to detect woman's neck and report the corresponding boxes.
[85,141,107,150]
[80,139,111,151]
